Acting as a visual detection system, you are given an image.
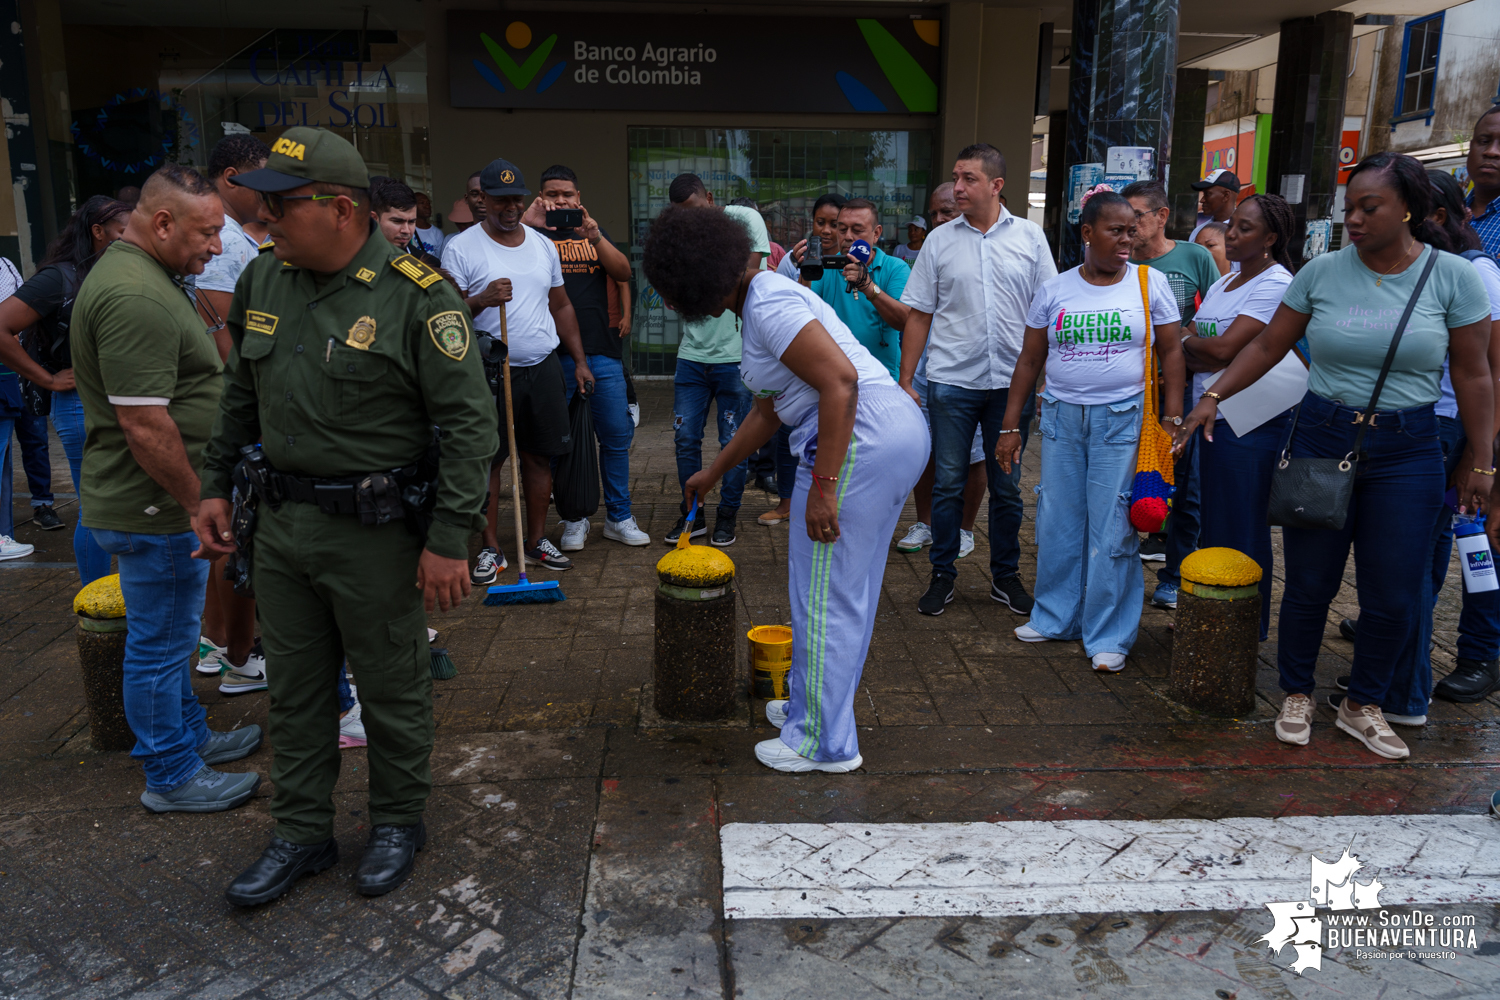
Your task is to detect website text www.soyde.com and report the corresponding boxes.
[1326,908,1479,960]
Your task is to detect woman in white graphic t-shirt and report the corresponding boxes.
[996,189,1185,672]
[1179,193,1298,642]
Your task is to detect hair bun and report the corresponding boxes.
[1079,183,1116,212]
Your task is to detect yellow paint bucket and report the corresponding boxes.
[747,625,793,700]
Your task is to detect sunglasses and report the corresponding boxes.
[257,190,358,220]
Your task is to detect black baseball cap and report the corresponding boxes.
[480,159,529,197]
[228,127,370,193]
[1191,169,1241,192]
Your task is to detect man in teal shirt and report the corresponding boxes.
[803,198,912,378]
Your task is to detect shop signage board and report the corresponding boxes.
[447,13,940,113]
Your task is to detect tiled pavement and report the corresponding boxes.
[1,381,1497,999]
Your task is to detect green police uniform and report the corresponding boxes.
[201,129,498,846]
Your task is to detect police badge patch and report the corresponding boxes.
[346,315,377,350]
[427,310,470,360]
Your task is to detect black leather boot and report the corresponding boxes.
[356,821,426,896]
[1434,658,1500,703]
[225,837,338,906]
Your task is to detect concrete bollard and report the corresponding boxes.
[1170,547,1263,717]
[73,574,136,752]
[653,543,737,721]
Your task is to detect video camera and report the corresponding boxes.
[799,227,851,282]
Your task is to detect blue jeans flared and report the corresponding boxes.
[673,359,751,517]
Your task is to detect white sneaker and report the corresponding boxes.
[218,651,268,695]
[559,518,590,552]
[1014,623,1050,642]
[603,516,650,546]
[627,402,641,428]
[0,534,34,561]
[1275,693,1314,746]
[958,529,975,559]
[754,738,861,773]
[196,636,229,676]
[896,522,932,552]
[339,700,367,748]
[1092,652,1127,672]
[765,700,789,728]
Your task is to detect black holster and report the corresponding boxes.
[225,446,262,598]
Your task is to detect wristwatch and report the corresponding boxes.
[1167,415,1183,426]
[866,281,881,298]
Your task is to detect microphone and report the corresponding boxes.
[845,240,874,296]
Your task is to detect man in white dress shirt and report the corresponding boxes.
[898,144,1057,617]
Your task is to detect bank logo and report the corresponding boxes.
[1261,846,1384,974]
[474,21,565,94]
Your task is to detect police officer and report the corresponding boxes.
[195,127,498,905]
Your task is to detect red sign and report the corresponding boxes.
[1337,130,1361,184]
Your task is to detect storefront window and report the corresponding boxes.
[68,28,430,202]
[627,126,934,375]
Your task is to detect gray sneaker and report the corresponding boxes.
[199,725,263,766]
[140,765,260,814]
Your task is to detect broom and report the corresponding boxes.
[485,300,565,606]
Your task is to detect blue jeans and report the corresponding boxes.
[90,529,212,791]
[51,391,110,584]
[926,381,1030,582]
[15,412,51,506]
[561,353,635,522]
[775,425,796,500]
[1428,417,1500,660]
[1156,389,1202,587]
[1276,394,1444,708]
[1029,391,1145,655]
[1197,411,1292,640]
[338,663,356,713]
[673,359,751,517]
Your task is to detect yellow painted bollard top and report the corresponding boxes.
[1179,547,1261,599]
[656,544,735,590]
[73,573,126,619]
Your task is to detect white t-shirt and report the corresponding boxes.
[1024,263,1181,406]
[739,272,894,432]
[1438,255,1500,418]
[1189,264,1294,401]
[892,243,921,263]
[441,223,564,367]
[196,213,260,294]
[415,225,445,258]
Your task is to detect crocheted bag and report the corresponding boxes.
[1129,264,1175,532]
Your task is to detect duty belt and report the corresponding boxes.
[277,474,366,516]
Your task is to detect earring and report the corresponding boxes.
[1084,240,1090,248]
[1403,212,1411,222]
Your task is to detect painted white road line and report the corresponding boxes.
[721,815,1500,919]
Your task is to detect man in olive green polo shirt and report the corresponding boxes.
[194,127,497,905]
[71,163,265,814]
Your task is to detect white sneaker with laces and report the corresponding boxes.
[754,738,861,773]
[1275,693,1314,746]
[339,700,367,748]
[559,518,590,552]
[0,534,34,561]
[604,516,650,546]
[765,700,789,728]
[896,522,932,552]
[627,402,641,427]
[218,652,268,695]
[196,636,229,676]
[1014,623,1050,642]
[1092,652,1126,672]
[958,529,975,559]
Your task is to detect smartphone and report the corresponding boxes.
[546,208,583,229]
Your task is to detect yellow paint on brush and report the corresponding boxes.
[657,545,736,588]
[1180,547,1262,588]
[74,574,126,619]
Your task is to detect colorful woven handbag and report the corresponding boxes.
[1129,264,1176,533]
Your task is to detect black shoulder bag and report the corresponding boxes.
[1266,249,1438,531]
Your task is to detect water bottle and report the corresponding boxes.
[1453,515,1498,593]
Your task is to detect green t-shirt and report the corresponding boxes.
[71,241,225,534]
[677,205,771,365]
[1131,239,1221,323]
[1282,244,1492,411]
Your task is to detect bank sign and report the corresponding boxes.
[447,13,940,114]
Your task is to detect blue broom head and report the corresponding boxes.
[483,576,566,605]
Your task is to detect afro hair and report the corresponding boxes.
[641,205,751,322]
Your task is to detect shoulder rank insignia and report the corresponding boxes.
[392,254,444,289]
[354,266,378,283]
[427,310,470,361]
[347,315,376,350]
[257,239,276,254]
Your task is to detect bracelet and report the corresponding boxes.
[997,428,1022,435]
[1200,391,1223,401]
[1473,467,1497,476]
[812,473,838,499]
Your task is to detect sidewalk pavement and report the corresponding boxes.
[2,381,1496,999]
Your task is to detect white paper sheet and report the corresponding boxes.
[1204,353,1309,437]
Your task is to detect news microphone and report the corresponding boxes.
[845,240,874,295]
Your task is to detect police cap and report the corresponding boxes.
[230,127,370,193]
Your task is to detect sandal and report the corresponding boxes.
[758,508,790,525]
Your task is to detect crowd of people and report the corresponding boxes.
[3,106,1500,904]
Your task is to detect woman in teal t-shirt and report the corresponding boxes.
[1175,152,1494,763]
